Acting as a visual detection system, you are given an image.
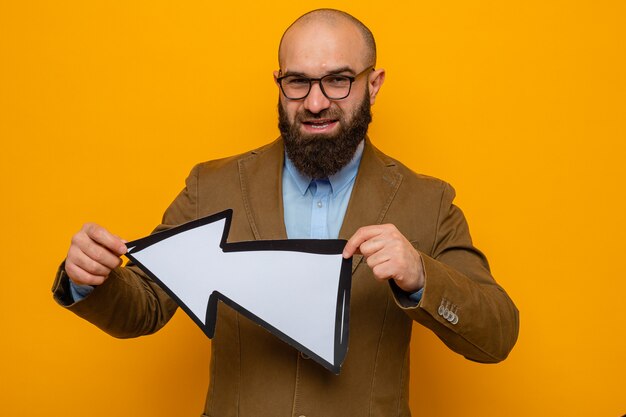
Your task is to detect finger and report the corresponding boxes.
[71,232,123,270]
[83,223,127,255]
[371,251,424,292]
[79,235,124,270]
[365,250,392,271]
[70,247,120,276]
[363,241,414,275]
[64,261,107,286]
[371,262,397,283]
[343,226,385,258]
[358,236,387,258]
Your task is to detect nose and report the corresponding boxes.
[303,81,331,114]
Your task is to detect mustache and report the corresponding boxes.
[295,108,343,122]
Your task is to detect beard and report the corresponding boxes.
[278,94,372,179]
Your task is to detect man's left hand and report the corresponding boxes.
[343,224,425,293]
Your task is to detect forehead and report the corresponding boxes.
[279,21,367,74]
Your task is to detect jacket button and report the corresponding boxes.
[446,312,455,322]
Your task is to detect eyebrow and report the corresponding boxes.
[281,66,356,77]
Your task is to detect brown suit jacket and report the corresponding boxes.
[53,138,519,417]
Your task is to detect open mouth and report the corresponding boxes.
[302,119,338,130]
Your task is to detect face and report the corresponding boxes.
[274,20,385,178]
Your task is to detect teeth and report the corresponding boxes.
[307,121,334,129]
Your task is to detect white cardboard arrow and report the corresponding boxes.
[125,209,352,373]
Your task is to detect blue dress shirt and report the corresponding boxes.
[282,141,363,239]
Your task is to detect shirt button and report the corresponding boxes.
[317,201,323,208]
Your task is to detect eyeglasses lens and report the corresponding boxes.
[281,75,351,100]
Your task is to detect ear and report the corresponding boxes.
[368,68,386,105]
[273,70,281,85]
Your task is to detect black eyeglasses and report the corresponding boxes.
[277,66,374,100]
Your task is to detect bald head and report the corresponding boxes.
[278,9,377,69]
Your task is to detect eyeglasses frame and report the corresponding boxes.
[276,66,375,100]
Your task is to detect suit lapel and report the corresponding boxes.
[238,138,288,240]
[339,140,403,273]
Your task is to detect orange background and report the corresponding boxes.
[1,1,625,416]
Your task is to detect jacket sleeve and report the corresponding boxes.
[51,164,200,338]
[391,182,519,363]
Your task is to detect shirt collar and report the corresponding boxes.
[284,140,365,196]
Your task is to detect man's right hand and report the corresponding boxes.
[64,223,128,286]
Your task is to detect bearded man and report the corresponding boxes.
[53,8,519,417]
